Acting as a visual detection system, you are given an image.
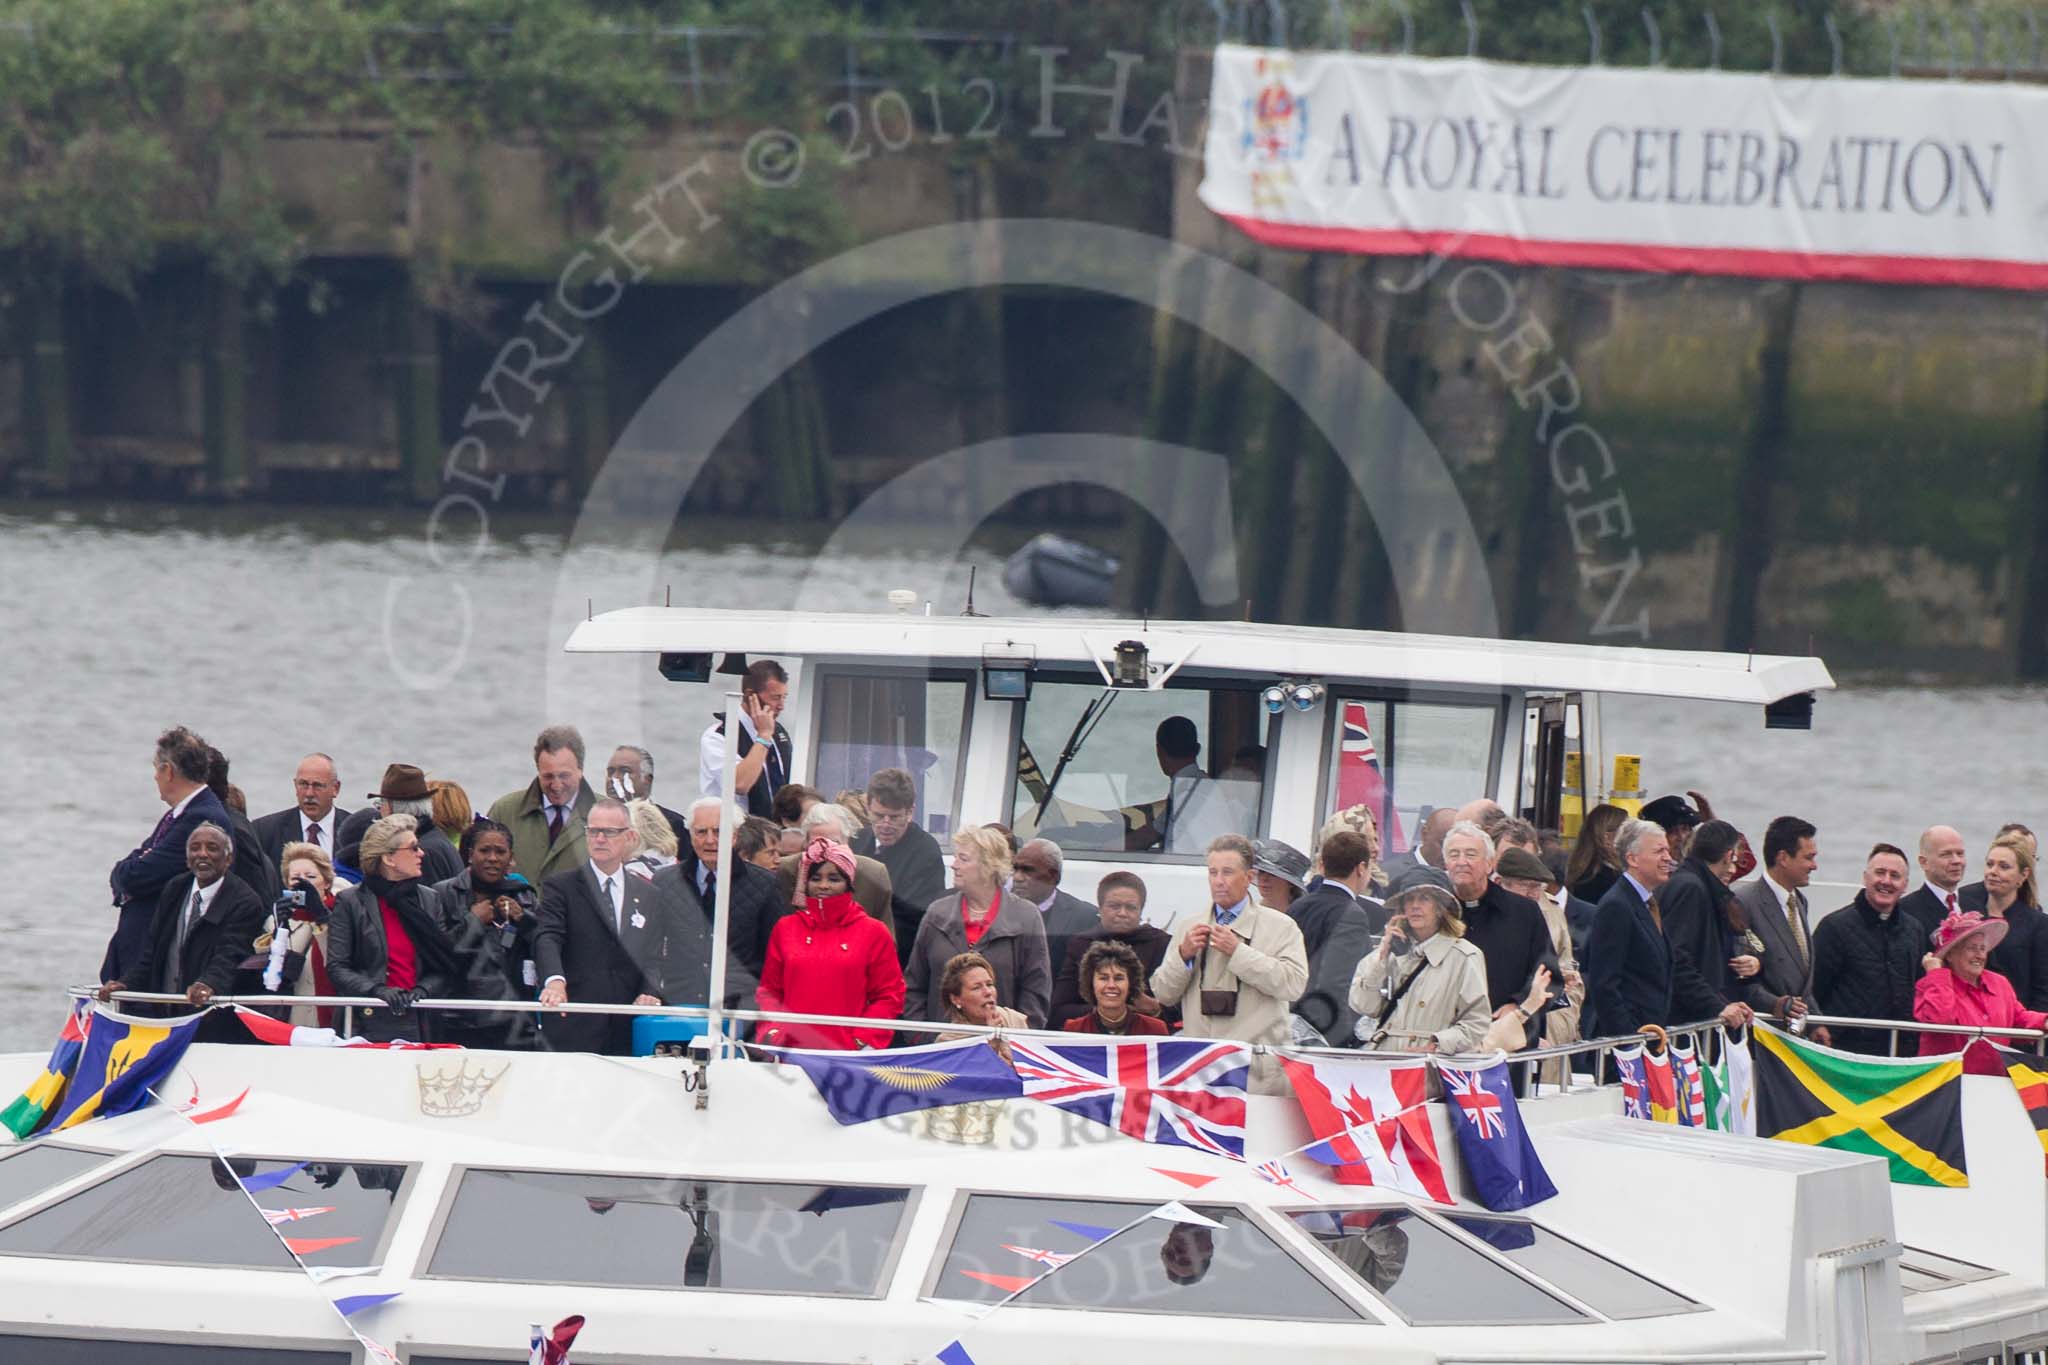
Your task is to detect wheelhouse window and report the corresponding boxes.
[1010,681,1270,857]
[1287,1207,1586,1325]
[1320,699,1497,856]
[0,1155,409,1270]
[811,672,971,838]
[0,1144,110,1214]
[933,1195,1362,1322]
[1440,1213,1697,1318]
[425,1170,912,1296]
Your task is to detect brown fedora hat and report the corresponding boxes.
[370,763,430,802]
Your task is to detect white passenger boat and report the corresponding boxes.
[6,611,2034,1364]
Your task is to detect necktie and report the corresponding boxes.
[702,869,716,908]
[1946,890,1959,915]
[1646,893,1663,932]
[1786,890,1809,962]
[547,806,565,845]
[148,806,176,847]
[603,876,619,933]
[176,885,204,963]
[306,821,321,847]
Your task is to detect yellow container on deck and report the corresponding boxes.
[1560,752,1584,842]
[1610,753,1644,819]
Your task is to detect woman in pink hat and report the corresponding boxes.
[1915,911,2048,1061]
[755,836,904,1050]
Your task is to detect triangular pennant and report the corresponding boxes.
[189,1087,250,1125]
[1147,1200,1224,1229]
[936,1343,977,1365]
[959,1269,1036,1293]
[283,1235,360,1256]
[238,1161,310,1194]
[332,1292,402,1317]
[1150,1168,1218,1189]
[1048,1218,1119,1242]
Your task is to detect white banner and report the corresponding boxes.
[1199,45,2048,290]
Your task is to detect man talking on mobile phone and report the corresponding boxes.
[699,659,794,820]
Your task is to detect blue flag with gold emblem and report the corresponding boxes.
[43,1006,205,1132]
[769,1039,1023,1124]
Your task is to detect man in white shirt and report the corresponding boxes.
[1128,717,1247,854]
[255,753,353,871]
[700,660,793,821]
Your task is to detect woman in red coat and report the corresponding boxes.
[756,836,905,1050]
[1062,939,1169,1037]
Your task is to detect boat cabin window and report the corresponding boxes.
[1287,1207,1587,1325]
[0,1144,110,1214]
[1010,681,1270,857]
[0,1154,409,1270]
[810,671,971,837]
[426,1169,911,1296]
[0,1339,351,1364]
[1319,699,1498,855]
[1441,1213,1697,1318]
[1898,1246,2000,1295]
[933,1194,1362,1322]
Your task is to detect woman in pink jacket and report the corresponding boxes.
[1916,911,2048,1067]
[755,836,905,1050]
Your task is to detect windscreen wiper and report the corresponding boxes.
[1033,686,1119,819]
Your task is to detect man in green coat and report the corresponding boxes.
[487,724,598,887]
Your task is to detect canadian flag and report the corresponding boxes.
[1279,1053,1451,1203]
[232,1007,459,1051]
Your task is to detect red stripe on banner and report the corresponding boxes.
[1215,215,2048,291]
[961,1269,1037,1293]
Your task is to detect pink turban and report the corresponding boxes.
[800,835,857,888]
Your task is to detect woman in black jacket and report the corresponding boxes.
[327,815,469,1042]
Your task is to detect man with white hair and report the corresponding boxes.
[1010,837,1099,977]
[656,795,781,978]
[1441,820,1557,1036]
[1585,817,1751,1036]
[773,802,897,943]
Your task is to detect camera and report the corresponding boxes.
[274,887,306,913]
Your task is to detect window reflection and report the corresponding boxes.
[1443,1213,1696,1318]
[936,1195,1360,1322]
[1321,699,1496,854]
[0,1145,108,1213]
[1011,682,1269,855]
[813,674,971,838]
[0,1338,348,1365]
[426,1170,909,1296]
[1289,1207,1585,1325]
[0,1155,406,1270]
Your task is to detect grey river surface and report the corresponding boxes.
[3,500,2044,1050]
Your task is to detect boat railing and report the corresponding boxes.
[76,989,2040,1086]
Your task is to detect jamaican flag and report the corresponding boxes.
[1753,1024,1966,1188]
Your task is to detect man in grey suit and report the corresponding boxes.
[1010,838,1100,978]
[1732,815,1831,1046]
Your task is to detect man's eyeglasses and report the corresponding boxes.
[586,826,633,838]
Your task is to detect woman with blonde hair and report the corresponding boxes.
[1349,873,1503,1054]
[275,840,338,1028]
[1982,832,2048,1009]
[902,825,1051,1027]
[326,815,471,1042]
[625,798,679,870]
[427,779,473,849]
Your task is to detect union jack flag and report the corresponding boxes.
[1009,1038,1250,1161]
[1255,1160,1317,1200]
[1002,1244,1077,1268]
[262,1206,336,1226]
[1337,702,1406,852]
[1442,1068,1505,1139]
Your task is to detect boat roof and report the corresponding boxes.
[564,607,1836,706]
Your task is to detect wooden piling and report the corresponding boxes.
[201,276,250,494]
[1714,281,1802,652]
[20,276,73,492]
[394,277,442,505]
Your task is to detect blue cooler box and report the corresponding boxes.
[632,1016,738,1056]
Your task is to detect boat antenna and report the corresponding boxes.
[963,565,987,618]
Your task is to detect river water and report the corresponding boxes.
[2,500,2043,1050]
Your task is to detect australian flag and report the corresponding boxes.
[771,1039,1023,1124]
[1434,1059,1557,1212]
[1009,1038,1249,1160]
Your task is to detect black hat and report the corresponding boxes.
[1641,795,1702,831]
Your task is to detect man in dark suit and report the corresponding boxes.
[1585,817,1751,1037]
[204,747,281,905]
[106,727,232,983]
[1286,831,1385,1047]
[1897,825,1973,938]
[534,798,667,1055]
[253,753,353,872]
[100,822,267,1043]
[1656,819,1746,1003]
[605,744,688,840]
[668,795,778,982]
[851,767,948,954]
[1442,821,1559,1039]
[1010,838,1099,981]
[698,659,793,820]
[1731,815,1828,1043]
